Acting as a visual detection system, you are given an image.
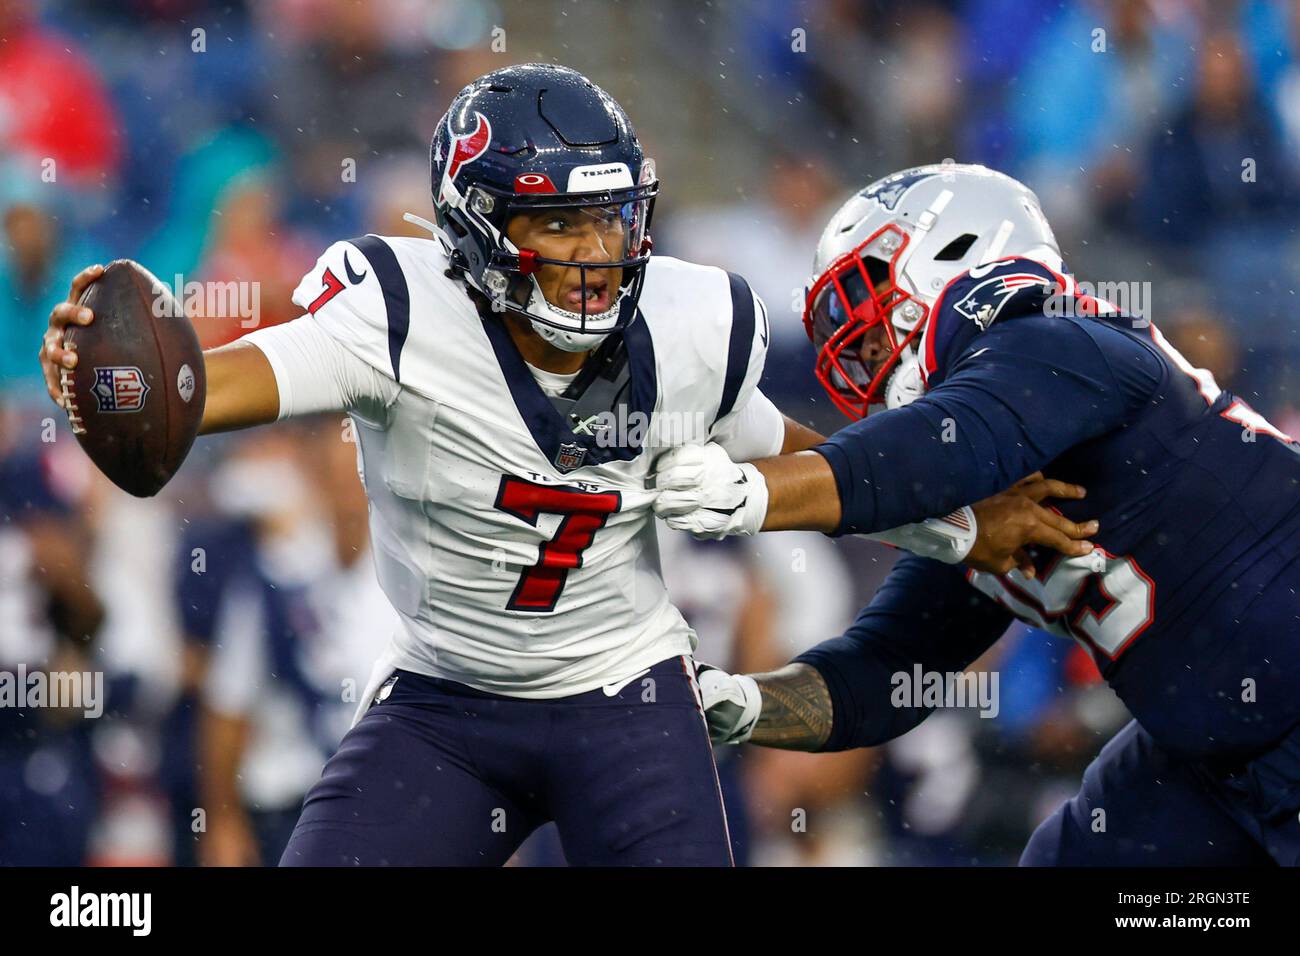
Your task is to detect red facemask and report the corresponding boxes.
[802,223,931,420]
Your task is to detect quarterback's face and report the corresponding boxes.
[507,207,626,314]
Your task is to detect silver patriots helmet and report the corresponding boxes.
[803,163,1063,418]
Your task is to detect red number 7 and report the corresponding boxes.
[493,475,622,612]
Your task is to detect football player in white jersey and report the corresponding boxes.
[39,67,1093,865]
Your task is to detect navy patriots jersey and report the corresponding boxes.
[805,258,1300,761]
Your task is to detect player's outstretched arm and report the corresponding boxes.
[751,448,843,532]
[699,555,1014,752]
[40,265,281,435]
[749,663,835,749]
[199,342,281,434]
[651,440,1096,573]
[694,660,832,749]
[779,415,825,454]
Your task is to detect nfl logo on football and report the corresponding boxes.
[92,366,150,413]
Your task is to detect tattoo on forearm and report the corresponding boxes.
[751,663,833,750]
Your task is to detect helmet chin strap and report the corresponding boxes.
[531,320,611,353]
[884,348,926,409]
[524,277,628,352]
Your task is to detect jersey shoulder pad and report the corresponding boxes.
[922,257,1060,381]
[639,256,770,426]
[291,235,461,384]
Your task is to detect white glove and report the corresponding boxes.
[694,662,762,745]
[649,442,769,540]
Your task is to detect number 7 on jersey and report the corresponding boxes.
[493,475,623,612]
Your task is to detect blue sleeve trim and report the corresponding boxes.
[715,271,755,424]
[350,235,411,383]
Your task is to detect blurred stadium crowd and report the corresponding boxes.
[1,0,1297,865]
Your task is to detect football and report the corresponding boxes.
[60,259,206,497]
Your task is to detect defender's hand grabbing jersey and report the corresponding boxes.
[244,234,779,700]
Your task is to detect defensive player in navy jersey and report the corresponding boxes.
[655,164,1300,865]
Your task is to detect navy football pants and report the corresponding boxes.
[280,656,732,866]
[1022,719,1300,866]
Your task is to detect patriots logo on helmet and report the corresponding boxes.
[446,111,492,184]
[861,170,938,211]
[953,272,1053,331]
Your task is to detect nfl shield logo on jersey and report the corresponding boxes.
[92,366,151,412]
[555,442,587,472]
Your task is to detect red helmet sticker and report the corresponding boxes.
[446,111,492,182]
[514,173,557,194]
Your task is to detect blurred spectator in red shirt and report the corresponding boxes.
[0,0,122,184]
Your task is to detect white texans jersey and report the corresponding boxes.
[245,235,777,699]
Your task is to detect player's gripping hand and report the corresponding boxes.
[695,662,762,745]
[39,264,104,408]
[649,442,768,539]
[966,472,1098,578]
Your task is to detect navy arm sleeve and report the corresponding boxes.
[792,554,1013,751]
[815,316,1162,534]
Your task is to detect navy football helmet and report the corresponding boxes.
[430,63,658,351]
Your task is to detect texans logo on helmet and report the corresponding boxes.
[446,111,492,183]
[953,272,1053,330]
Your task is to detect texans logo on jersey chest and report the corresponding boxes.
[92,366,150,412]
